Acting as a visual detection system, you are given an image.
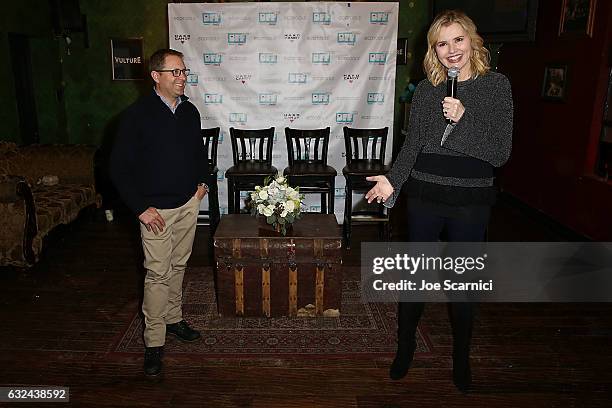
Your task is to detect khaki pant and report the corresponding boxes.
[140,195,200,347]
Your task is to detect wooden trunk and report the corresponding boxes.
[213,214,342,317]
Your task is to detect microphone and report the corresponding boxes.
[446,67,459,124]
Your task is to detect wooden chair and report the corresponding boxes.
[226,127,277,213]
[197,127,221,233]
[283,127,336,214]
[342,126,390,248]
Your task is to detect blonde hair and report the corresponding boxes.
[423,10,490,86]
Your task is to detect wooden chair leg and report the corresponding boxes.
[343,183,352,249]
[227,179,235,214]
[320,192,327,214]
[234,188,242,214]
[209,182,220,233]
[328,179,335,215]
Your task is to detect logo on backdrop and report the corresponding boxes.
[259,53,278,64]
[283,15,307,22]
[227,15,252,23]
[370,12,390,25]
[217,168,225,180]
[337,55,360,62]
[253,35,276,41]
[284,55,306,63]
[284,33,302,42]
[203,53,223,66]
[369,52,387,65]
[336,112,355,124]
[202,12,222,26]
[285,96,306,102]
[365,35,389,41]
[361,115,384,121]
[258,12,278,25]
[174,34,190,44]
[204,93,223,104]
[230,96,252,103]
[312,75,335,82]
[312,52,331,65]
[312,92,330,105]
[307,35,329,41]
[288,72,308,84]
[337,32,357,45]
[368,75,393,81]
[312,11,331,25]
[198,36,220,42]
[258,93,278,105]
[234,74,252,84]
[343,74,360,84]
[367,93,385,104]
[229,113,248,124]
[283,113,301,123]
[186,73,198,86]
[228,33,248,45]
[229,55,248,62]
[201,76,226,82]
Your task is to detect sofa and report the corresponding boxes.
[0,142,100,267]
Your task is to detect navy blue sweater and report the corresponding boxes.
[110,91,205,215]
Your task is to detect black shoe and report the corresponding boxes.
[144,346,163,377]
[452,354,472,393]
[166,320,201,342]
[389,342,416,380]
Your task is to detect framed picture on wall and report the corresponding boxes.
[541,64,569,101]
[559,0,597,37]
[111,38,145,80]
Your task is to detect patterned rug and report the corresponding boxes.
[114,267,431,357]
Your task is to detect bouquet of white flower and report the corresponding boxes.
[249,174,304,235]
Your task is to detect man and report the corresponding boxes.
[110,49,207,376]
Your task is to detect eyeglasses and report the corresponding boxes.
[156,68,190,77]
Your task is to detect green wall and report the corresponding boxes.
[1,0,63,144]
[62,0,170,145]
[2,0,430,146]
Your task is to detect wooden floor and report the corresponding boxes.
[1,197,611,407]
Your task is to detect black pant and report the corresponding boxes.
[397,203,490,356]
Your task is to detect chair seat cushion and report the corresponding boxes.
[342,161,390,175]
[226,163,278,177]
[284,163,337,177]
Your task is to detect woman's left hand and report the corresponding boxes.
[442,97,465,123]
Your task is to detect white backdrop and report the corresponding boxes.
[168,2,398,221]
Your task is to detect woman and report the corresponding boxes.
[365,10,513,392]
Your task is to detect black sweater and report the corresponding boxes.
[110,91,205,215]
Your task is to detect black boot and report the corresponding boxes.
[449,303,473,392]
[389,341,416,380]
[389,302,423,380]
[144,346,163,377]
[452,351,471,392]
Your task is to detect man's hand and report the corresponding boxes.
[138,207,166,234]
[195,184,208,200]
